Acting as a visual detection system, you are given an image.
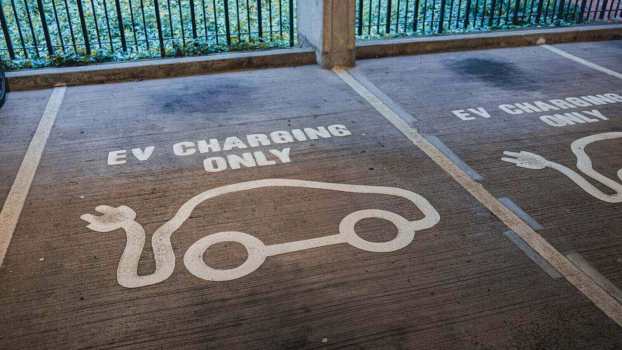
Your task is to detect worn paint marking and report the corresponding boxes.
[498,197,544,231]
[567,252,622,304]
[541,44,622,80]
[334,67,622,326]
[81,179,440,288]
[503,230,562,279]
[0,86,66,267]
[426,135,484,182]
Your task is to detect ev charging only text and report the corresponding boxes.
[107,124,352,173]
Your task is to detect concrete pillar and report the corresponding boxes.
[297,0,356,68]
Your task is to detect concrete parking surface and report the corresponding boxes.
[0,41,621,349]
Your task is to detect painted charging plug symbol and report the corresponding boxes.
[81,179,440,288]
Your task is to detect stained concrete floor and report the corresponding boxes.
[0,40,621,349]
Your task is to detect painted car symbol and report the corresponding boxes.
[81,179,440,288]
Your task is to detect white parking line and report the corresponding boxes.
[334,67,622,327]
[567,252,622,304]
[540,44,622,80]
[0,86,66,267]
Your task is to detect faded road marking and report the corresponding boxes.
[426,135,484,181]
[498,197,544,230]
[0,86,66,268]
[81,179,440,288]
[567,252,622,304]
[541,44,622,80]
[334,67,622,326]
[503,230,562,279]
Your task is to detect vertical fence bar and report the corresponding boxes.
[52,4,64,53]
[588,0,596,19]
[139,0,149,49]
[22,0,40,57]
[224,0,231,44]
[489,0,497,26]
[257,0,263,38]
[376,0,381,33]
[422,0,428,32]
[201,0,208,40]
[212,0,218,44]
[403,0,410,32]
[63,0,78,52]
[166,0,173,40]
[413,0,419,31]
[578,0,587,21]
[235,0,241,40]
[177,0,186,44]
[455,0,462,29]
[154,0,165,56]
[558,0,566,18]
[10,0,28,57]
[0,3,15,59]
[535,0,545,23]
[358,0,364,34]
[269,0,274,39]
[36,0,54,55]
[590,0,600,20]
[386,0,392,33]
[76,0,91,54]
[279,0,283,36]
[464,0,472,28]
[521,0,529,22]
[572,0,580,19]
[599,0,609,18]
[513,0,521,23]
[395,0,401,32]
[430,0,436,32]
[268,0,273,39]
[438,0,446,32]
[114,0,127,51]
[127,0,139,49]
[288,0,293,46]
[246,0,251,40]
[480,0,487,26]
[102,0,114,50]
[190,0,198,38]
[447,0,454,29]
[367,0,372,34]
[90,0,102,48]
[543,0,552,22]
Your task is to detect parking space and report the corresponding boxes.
[355,42,622,295]
[1,63,622,348]
[0,89,53,207]
[550,40,622,73]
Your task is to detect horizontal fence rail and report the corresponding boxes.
[356,0,622,37]
[0,0,296,65]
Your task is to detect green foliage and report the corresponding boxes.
[0,0,296,70]
[355,0,596,40]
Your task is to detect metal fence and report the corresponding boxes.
[0,0,296,61]
[356,0,621,37]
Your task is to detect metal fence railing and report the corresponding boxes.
[0,0,296,64]
[356,0,621,38]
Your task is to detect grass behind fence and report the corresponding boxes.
[356,0,621,39]
[0,0,296,70]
